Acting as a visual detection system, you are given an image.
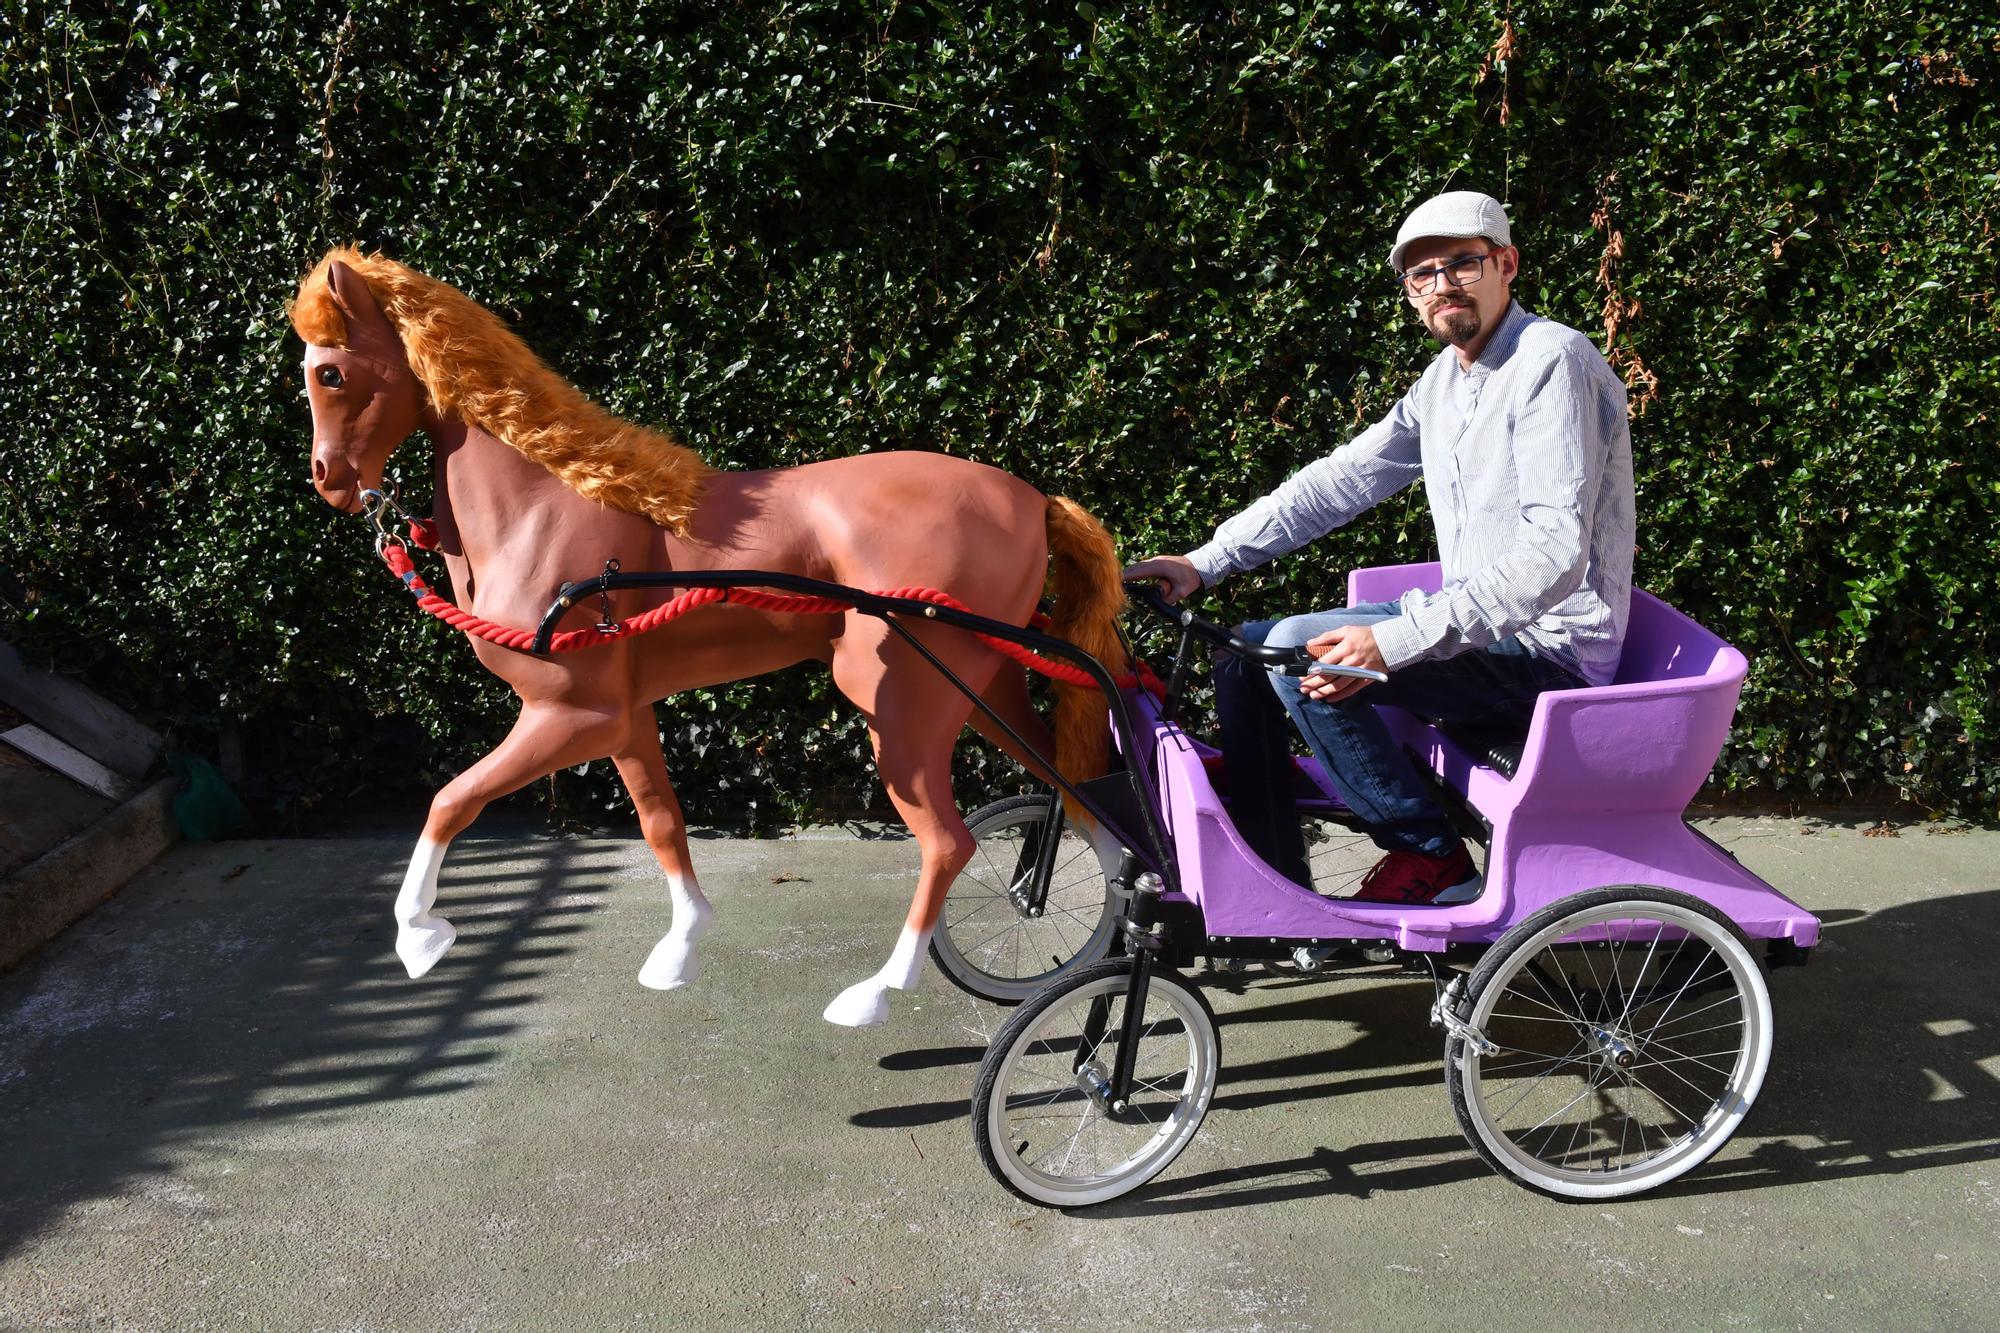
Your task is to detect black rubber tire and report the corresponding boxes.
[972,958,1220,1208]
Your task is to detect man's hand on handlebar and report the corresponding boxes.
[1121,575,1390,688]
[1299,624,1386,702]
[1121,554,1202,604]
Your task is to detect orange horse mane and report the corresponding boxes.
[289,247,708,535]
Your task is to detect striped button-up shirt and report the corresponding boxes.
[1186,301,1635,685]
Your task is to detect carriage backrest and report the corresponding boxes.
[1611,589,1736,687]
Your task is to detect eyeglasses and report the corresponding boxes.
[1397,252,1501,296]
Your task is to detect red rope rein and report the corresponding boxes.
[378,541,1163,695]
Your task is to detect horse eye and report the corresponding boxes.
[316,365,345,389]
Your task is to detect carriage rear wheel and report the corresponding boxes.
[930,795,1121,1005]
[973,959,1219,1207]
[1445,887,1773,1199]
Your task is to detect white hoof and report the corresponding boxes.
[638,934,701,991]
[396,918,457,979]
[639,898,710,991]
[822,979,891,1029]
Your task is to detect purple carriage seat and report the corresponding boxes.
[1337,561,1819,946]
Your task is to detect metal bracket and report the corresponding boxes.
[1429,975,1499,1056]
[595,558,624,633]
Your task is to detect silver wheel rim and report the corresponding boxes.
[986,974,1217,1206]
[1460,900,1772,1198]
[935,803,1118,1002]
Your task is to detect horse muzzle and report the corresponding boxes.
[311,450,369,513]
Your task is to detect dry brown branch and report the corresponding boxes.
[318,16,358,204]
[1474,19,1519,126]
[1592,175,1661,417]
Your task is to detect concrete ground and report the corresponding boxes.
[1,816,1995,1331]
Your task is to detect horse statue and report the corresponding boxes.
[290,247,1129,1028]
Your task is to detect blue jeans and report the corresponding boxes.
[1213,601,1585,884]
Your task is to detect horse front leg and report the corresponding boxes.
[822,733,972,1027]
[611,710,711,990]
[394,701,629,978]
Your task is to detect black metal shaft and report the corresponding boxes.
[533,568,1179,895]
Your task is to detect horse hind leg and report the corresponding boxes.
[612,713,711,990]
[394,702,629,978]
[970,669,1129,873]
[967,667,1058,785]
[823,716,975,1028]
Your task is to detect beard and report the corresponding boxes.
[1425,300,1483,347]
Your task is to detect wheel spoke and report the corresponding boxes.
[1634,988,1742,1043]
[1635,1015,1745,1045]
[948,890,1008,928]
[1573,933,1610,1014]
[1128,1071,1187,1099]
[1054,1102,1094,1175]
[939,804,1119,996]
[1496,980,1600,1020]
[963,916,1029,965]
[1640,1040,1736,1088]
[1609,1062,1706,1130]
[1611,922,1668,1031]
[1478,1048,1598,1077]
[1513,1077,1605,1144]
[965,838,1017,897]
[1641,1038,1743,1066]
[1629,954,1725,1041]
[1484,1038,1594,1123]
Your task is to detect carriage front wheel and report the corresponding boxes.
[930,794,1121,1005]
[1444,887,1774,1199]
[972,959,1220,1207]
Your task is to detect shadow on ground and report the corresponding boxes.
[0,834,618,1261]
[9,839,1996,1240]
[859,887,2000,1216]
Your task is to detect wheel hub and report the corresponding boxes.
[1074,1060,1114,1110]
[1589,1026,1639,1070]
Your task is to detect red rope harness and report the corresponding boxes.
[378,539,1163,696]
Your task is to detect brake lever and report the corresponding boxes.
[1274,659,1390,684]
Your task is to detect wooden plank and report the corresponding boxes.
[0,641,162,780]
[1,724,137,802]
[0,775,178,972]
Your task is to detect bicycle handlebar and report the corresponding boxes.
[1125,582,1389,684]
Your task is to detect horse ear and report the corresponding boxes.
[326,259,388,336]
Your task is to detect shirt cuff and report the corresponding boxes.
[1369,614,1426,671]
[1183,542,1232,588]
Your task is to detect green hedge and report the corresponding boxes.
[3,1,1994,827]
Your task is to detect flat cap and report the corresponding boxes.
[1390,191,1513,272]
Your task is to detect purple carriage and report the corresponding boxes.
[938,562,1820,1206]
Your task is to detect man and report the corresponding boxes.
[1125,190,1635,903]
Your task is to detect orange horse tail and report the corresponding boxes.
[1043,495,1130,789]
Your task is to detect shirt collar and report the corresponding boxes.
[1459,299,1530,378]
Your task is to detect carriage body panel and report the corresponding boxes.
[1137,561,1818,951]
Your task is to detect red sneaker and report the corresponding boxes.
[1351,845,1481,904]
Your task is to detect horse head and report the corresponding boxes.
[299,259,424,513]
